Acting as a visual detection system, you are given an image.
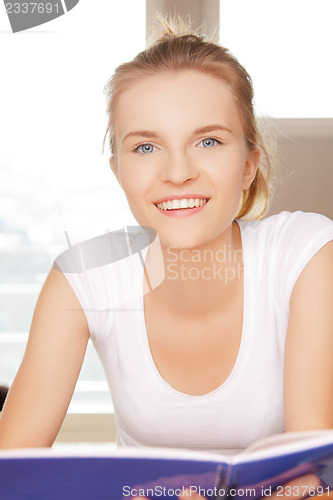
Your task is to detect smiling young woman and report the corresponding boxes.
[0,17,332,499]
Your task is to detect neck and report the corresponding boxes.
[145,221,244,315]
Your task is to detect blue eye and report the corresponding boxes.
[133,143,157,154]
[198,138,221,148]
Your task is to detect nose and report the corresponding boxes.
[160,150,199,185]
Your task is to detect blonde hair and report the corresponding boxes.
[103,15,274,220]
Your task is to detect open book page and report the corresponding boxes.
[237,430,333,462]
[2,430,333,464]
[0,444,220,463]
[2,430,333,465]
[228,431,333,496]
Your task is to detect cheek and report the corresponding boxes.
[207,151,247,190]
[118,160,151,209]
[118,160,137,191]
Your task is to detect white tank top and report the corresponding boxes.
[56,211,333,454]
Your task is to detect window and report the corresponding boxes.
[220,0,333,117]
[0,0,145,414]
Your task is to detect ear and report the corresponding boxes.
[242,147,261,190]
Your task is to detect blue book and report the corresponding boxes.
[1,431,333,499]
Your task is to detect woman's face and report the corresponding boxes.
[112,70,258,249]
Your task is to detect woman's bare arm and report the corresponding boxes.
[0,267,90,449]
[284,240,333,431]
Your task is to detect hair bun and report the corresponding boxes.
[147,12,202,47]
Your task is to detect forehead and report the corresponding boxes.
[114,70,244,142]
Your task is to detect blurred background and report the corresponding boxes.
[0,0,332,444]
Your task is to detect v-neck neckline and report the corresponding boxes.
[138,220,251,405]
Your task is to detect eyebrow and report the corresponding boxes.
[123,130,160,142]
[193,124,233,135]
[122,124,233,143]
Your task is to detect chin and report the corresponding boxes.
[157,230,212,251]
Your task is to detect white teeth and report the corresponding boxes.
[156,198,208,211]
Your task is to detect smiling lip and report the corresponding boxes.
[153,195,210,217]
[153,194,210,204]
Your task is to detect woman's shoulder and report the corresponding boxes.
[237,210,333,243]
[237,211,333,274]
[239,211,333,316]
[268,210,333,230]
